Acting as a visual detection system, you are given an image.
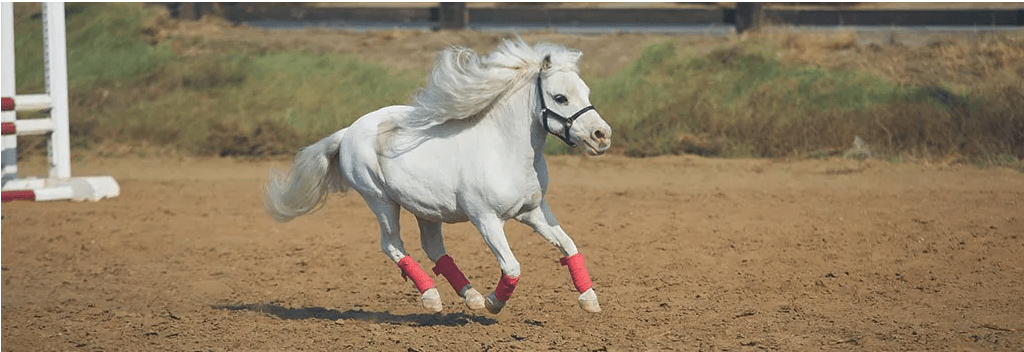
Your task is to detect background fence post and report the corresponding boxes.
[736,2,763,33]
[439,2,468,30]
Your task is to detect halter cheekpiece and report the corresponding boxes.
[537,74,595,147]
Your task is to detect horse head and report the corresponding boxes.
[536,55,612,156]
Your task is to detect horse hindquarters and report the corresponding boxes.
[261,124,443,313]
[263,129,349,223]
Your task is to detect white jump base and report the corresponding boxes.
[1,2,120,202]
[2,176,119,202]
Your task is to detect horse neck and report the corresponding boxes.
[483,82,547,159]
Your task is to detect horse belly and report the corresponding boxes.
[386,175,468,223]
[380,151,469,223]
[400,194,469,223]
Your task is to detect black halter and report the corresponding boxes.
[537,74,596,147]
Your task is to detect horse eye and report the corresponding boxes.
[554,94,568,104]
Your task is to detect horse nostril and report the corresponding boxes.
[593,130,605,140]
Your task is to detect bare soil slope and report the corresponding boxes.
[3,155,1022,351]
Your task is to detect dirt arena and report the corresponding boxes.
[2,154,1022,351]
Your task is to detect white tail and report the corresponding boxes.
[263,129,349,222]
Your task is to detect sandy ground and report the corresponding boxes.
[2,154,1023,351]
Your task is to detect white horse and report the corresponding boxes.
[263,38,611,314]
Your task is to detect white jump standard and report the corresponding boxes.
[1,2,119,202]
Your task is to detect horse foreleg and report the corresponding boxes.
[416,217,485,310]
[560,253,600,313]
[371,200,442,312]
[472,215,521,314]
[515,203,601,313]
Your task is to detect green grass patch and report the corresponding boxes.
[97,51,422,156]
[14,3,174,92]
[587,40,1022,162]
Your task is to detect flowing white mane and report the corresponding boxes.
[400,38,583,131]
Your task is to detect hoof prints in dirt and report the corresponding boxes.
[213,303,498,326]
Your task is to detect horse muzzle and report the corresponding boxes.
[578,119,612,156]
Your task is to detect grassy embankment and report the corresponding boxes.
[11,3,1023,168]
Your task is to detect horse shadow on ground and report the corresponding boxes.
[212,303,497,326]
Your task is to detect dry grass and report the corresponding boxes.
[760,29,1024,166]
[762,28,1024,95]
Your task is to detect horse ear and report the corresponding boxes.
[541,55,552,72]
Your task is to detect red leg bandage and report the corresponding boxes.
[493,274,520,302]
[431,254,472,294]
[560,253,593,293]
[397,256,435,294]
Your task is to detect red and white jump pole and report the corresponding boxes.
[1,2,119,202]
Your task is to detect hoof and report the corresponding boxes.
[421,288,443,313]
[461,286,486,310]
[484,291,506,314]
[578,288,601,313]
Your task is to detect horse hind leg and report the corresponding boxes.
[417,217,485,310]
[370,199,442,312]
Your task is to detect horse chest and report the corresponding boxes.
[460,163,544,220]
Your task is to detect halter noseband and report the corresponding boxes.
[537,74,595,147]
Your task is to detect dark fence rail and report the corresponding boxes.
[763,9,1021,26]
[455,8,725,25]
[167,3,1024,32]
